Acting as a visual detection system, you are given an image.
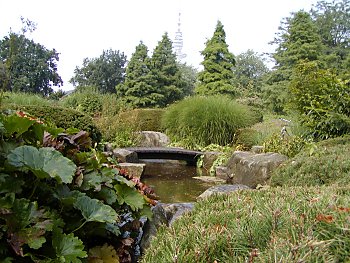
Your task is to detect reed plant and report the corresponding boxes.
[162,95,260,147]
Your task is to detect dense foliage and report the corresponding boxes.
[270,135,350,187]
[70,49,127,94]
[196,21,236,96]
[142,185,350,262]
[162,96,260,147]
[289,61,350,139]
[6,104,102,142]
[0,27,62,96]
[0,110,157,262]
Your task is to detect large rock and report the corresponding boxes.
[136,131,170,147]
[197,184,251,200]
[140,202,194,252]
[118,163,146,178]
[112,148,139,163]
[202,151,222,172]
[223,151,288,188]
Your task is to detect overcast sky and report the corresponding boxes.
[1,0,320,91]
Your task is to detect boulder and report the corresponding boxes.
[192,176,226,184]
[202,151,222,172]
[112,148,139,163]
[224,151,288,188]
[215,166,229,180]
[136,131,170,147]
[197,184,251,200]
[251,145,264,154]
[140,202,194,252]
[118,163,146,178]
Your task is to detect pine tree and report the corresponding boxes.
[116,41,157,107]
[196,20,236,96]
[150,33,182,107]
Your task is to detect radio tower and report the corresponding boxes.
[173,12,186,61]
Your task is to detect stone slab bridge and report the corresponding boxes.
[125,147,203,165]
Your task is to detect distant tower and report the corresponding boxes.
[173,12,186,61]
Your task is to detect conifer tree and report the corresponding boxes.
[196,20,236,96]
[116,41,157,107]
[150,33,182,107]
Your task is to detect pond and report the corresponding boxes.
[140,159,218,203]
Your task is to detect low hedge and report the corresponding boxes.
[141,185,350,262]
[7,104,102,142]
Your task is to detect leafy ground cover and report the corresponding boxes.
[141,185,350,262]
[0,109,157,262]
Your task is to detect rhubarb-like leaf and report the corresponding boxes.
[73,195,118,223]
[114,184,145,211]
[7,146,76,184]
[52,228,87,262]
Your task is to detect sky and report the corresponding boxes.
[0,0,320,91]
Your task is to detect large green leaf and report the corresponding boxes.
[114,184,145,211]
[3,115,35,137]
[52,228,87,263]
[7,146,76,184]
[73,195,118,223]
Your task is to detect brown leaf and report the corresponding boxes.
[316,214,334,223]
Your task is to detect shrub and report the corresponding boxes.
[289,61,350,140]
[234,128,261,150]
[141,185,350,262]
[7,104,102,142]
[263,133,307,157]
[270,135,350,186]
[118,108,165,132]
[162,96,260,147]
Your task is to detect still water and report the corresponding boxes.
[141,160,216,203]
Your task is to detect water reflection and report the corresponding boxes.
[141,160,216,203]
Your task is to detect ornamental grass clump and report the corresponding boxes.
[162,96,260,147]
[141,185,350,262]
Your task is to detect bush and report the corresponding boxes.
[141,185,350,262]
[270,135,350,186]
[162,96,260,147]
[59,88,125,117]
[234,128,261,150]
[7,104,102,142]
[118,108,165,132]
[263,133,307,157]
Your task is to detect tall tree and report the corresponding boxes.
[196,20,236,96]
[0,19,62,96]
[70,49,127,93]
[311,0,350,77]
[116,41,157,107]
[233,49,269,96]
[149,33,183,107]
[263,11,324,113]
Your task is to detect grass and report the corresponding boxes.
[162,95,261,148]
[270,135,350,186]
[141,185,350,262]
[1,91,53,107]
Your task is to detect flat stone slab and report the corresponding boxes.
[197,184,251,200]
[192,176,226,184]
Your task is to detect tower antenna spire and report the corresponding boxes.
[173,12,186,61]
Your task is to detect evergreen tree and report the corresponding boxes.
[263,11,324,113]
[116,41,157,107]
[196,20,236,96]
[150,33,183,107]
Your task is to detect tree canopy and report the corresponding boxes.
[0,27,62,96]
[70,49,127,93]
[196,20,236,96]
